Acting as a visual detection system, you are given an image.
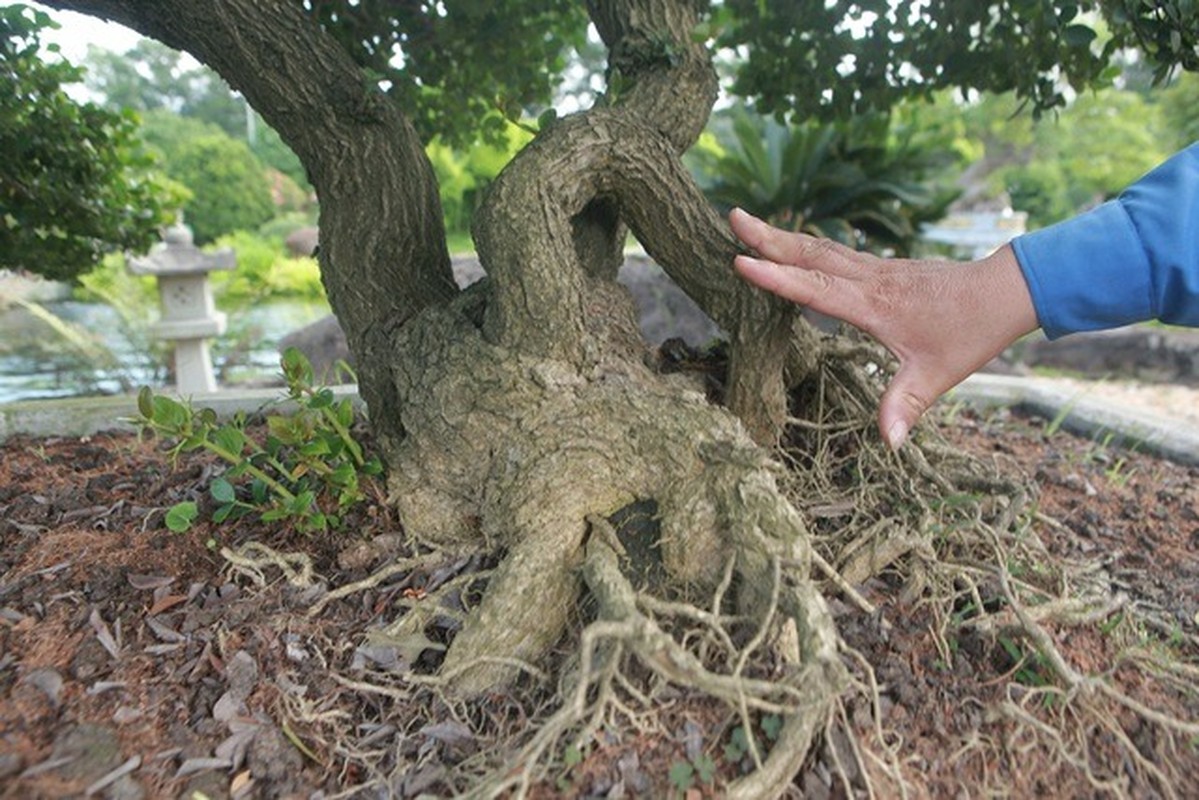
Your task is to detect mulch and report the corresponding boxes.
[1,405,1196,798]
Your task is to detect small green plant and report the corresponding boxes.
[137,347,381,534]
[555,744,584,793]
[669,749,718,794]
[998,635,1054,690]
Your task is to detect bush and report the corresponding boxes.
[138,110,276,244]
[0,6,182,280]
[689,107,956,255]
[426,117,534,242]
[207,230,324,305]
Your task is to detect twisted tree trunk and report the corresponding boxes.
[46,0,844,792]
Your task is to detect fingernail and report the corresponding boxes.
[886,420,909,450]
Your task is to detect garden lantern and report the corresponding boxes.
[127,219,235,395]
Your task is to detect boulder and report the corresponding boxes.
[284,227,319,257]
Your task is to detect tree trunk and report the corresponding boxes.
[42,0,458,454]
[47,3,842,788]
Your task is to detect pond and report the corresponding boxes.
[0,298,331,405]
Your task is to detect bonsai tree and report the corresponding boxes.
[33,0,1199,793]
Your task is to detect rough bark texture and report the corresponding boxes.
[46,0,843,791]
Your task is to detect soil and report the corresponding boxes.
[1,402,1197,798]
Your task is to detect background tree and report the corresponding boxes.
[0,4,178,280]
[33,0,1199,794]
[690,106,958,254]
[84,39,309,186]
[138,115,276,243]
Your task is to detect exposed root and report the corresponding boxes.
[221,542,315,588]
[450,522,843,798]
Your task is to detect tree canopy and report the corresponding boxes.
[0,4,178,281]
[286,1,1199,141]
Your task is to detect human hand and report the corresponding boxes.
[729,208,1039,449]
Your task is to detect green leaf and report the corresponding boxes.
[761,714,783,741]
[694,753,717,784]
[210,477,236,504]
[563,745,583,768]
[668,761,694,791]
[151,395,190,430]
[336,399,354,429]
[213,503,236,523]
[165,501,199,532]
[212,425,247,457]
[536,108,558,130]
[1062,24,1096,48]
[137,386,154,419]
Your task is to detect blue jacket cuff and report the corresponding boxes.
[1011,201,1153,340]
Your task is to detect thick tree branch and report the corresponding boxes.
[43,0,458,452]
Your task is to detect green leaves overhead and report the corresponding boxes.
[715,1,1199,123]
[301,0,589,146]
[0,4,181,280]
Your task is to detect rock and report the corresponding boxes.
[49,723,132,790]
[1015,327,1199,384]
[280,253,722,375]
[278,315,354,384]
[284,227,319,257]
[246,724,305,795]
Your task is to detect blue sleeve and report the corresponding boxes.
[1010,142,1199,340]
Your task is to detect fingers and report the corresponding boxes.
[878,367,939,450]
[735,255,866,331]
[729,208,860,274]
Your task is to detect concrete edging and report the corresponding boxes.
[951,373,1199,467]
[0,385,361,442]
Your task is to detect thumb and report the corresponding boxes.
[877,364,940,450]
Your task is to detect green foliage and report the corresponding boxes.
[1160,72,1199,149]
[0,4,181,281]
[83,39,309,186]
[207,230,324,305]
[137,348,382,535]
[691,107,956,254]
[136,110,278,244]
[305,0,589,147]
[714,1,1199,123]
[1006,89,1167,225]
[163,132,276,244]
[426,118,534,239]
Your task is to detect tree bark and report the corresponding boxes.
[42,0,457,453]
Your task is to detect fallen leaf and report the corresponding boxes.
[127,574,176,591]
[89,607,120,660]
[147,594,188,616]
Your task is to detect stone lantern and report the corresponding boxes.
[128,220,235,395]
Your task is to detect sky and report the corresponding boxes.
[30,3,143,62]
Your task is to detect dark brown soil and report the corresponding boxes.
[1,406,1196,798]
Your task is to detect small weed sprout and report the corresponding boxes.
[136,347,381,534]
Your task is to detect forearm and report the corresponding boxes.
[1012,142,1199,339]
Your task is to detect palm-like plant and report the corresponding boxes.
[691,108,956,255]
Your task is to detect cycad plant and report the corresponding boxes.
[691,108,956,255]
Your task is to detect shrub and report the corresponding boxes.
[207,230,324,305]
[689,107,957,255]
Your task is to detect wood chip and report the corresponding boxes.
[147,594,188,616]
[84,755,141,796]
[174,757,232,778]
[128,574,176,590]
[89,607,121,660]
